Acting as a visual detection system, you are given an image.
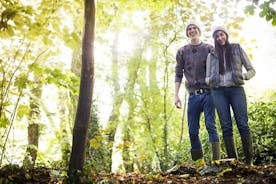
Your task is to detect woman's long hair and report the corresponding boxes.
[214,34,233,74]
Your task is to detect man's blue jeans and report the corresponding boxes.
[188,92,219,150]
[211,86,251,138]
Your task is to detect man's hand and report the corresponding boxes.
[174,96,182,108]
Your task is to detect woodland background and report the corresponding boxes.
[0,0,275,182]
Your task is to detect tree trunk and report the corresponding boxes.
[119,44,143,172]
[123,126,133,172]
[58,90,71,168]
[163,58,169,168]
[137,51,162,172]
[68,0,95,174]
[145,117,162,171]
[23,84,42,169]
[106,31,123,171]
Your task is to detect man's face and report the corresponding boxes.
[187,25,200,39]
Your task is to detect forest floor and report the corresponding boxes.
[0,160,275,184]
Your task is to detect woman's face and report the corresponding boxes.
[214,31,227,45]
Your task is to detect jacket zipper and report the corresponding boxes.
[223,48,226,85]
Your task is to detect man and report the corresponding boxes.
[174,21,220,162]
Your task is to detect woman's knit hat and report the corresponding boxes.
[212,26,228,38]
[186,21,201,37]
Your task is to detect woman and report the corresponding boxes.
[205,26,256,165]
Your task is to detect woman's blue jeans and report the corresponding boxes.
[188,92,219,150]
[211,86,251,138]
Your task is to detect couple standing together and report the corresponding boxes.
[174,21,256,165]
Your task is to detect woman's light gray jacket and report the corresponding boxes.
[205,43,256,88]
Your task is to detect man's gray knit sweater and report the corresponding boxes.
[175,42,213,92]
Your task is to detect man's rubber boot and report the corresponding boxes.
[223,137,238,159]
[191,149,205,167]
[241,134,253,165]
[211,142,220,160]
[191,149,203,161]
[199,142,221,175]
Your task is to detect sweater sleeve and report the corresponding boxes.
[240,46,256,80]
[175,49,184,83]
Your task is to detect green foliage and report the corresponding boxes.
[0,114,9,128]
[245,0,276,26]
[248,98,276,165]
[0,0,82,169]
[14,73,28,91]
[245,5,256,16]
[17,104,29,119]
[85,103,111,173]
[28,61,80,97]
[0,0,34,33]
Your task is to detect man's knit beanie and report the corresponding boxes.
[186,21,201,37]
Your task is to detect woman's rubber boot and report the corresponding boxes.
[241,134,253,165]
[223,137,238,159]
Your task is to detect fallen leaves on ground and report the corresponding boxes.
[0,161,275,183]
